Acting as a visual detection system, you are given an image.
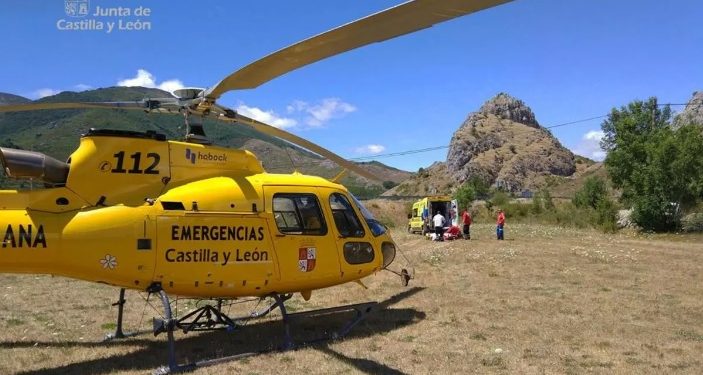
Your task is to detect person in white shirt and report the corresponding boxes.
[432,211,446,241]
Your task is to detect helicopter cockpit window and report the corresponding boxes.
[329,193,365,238]
[273,194,327,235]
[351,194,387,236]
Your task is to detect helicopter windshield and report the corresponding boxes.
[351,195,386,237]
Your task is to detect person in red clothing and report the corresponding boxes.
[496,209,505,240]
[461,208,472,240]
[444,225,461,240]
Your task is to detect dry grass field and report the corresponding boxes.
[1,223,702,374]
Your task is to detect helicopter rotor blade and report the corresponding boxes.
[0,100,382,181]
[215,109,382,182]
[204,0,513,100]
[0,99,183,113]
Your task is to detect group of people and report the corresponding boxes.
[430,208,506,241]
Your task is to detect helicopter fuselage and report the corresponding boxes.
[0,130,396,298]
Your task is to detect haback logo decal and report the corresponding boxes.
[185,148,196,164]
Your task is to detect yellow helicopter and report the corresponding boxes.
[0,0,511,372]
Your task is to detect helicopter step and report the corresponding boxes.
[148,284,377,374]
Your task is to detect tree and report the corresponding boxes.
[382,180,398,190]
[531,191,543,214]
[454,182,476,211]
[601,97,703,231]
[595,197,618,233]
[466,176,491,199]
[541,189,555,210]
[573,176,608,209]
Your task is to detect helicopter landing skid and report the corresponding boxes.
[103,288,151,342]
[151,287,377,374]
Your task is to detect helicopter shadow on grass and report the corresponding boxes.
[10,287,425,375]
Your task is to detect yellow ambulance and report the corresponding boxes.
[407,196,457,234]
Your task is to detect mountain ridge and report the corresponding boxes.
[0,87,409,195]
[0,92,31,105]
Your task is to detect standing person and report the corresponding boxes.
[432,211,446,241]
[461,208,472,240]
[496,209,505,240]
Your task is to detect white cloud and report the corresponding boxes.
[236,103,297,129]
[573,130,606,161]
[158,79,186,93]
[286,98,356,127]
[355,144,386,155]
[73,83,93,91]
[32,88,60,99]
[117,69,185,93]
[286,100,307,114]
[28,84,91,99]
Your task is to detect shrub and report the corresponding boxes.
[490,190,510,208]
[531,192,543,214]
[542,189,555,210]
[454,182,476,211]
[468,177,491,199]
[682,213,703,232]
[573,176,607,209]
[553,203,590,228]
[505,202,529,219]
[377,215,396,229]
[595,198,618,233]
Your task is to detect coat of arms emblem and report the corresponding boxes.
[65,0,89,17]
[298,247,316,272]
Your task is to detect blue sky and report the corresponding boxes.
[1,0,701,171]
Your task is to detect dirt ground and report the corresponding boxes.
[0,223,702,374]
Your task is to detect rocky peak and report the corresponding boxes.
[477,92,540,128]
[444,93,575,192]
[674,91,703,128]
[386,93,579,196]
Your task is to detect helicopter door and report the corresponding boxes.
[264,188,342,287]
[450,199,458,227]
[324,191,376,280]
[155,212,278,296]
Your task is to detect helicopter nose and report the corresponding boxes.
[381,241,396,269]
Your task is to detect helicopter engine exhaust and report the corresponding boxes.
[0,147,69,185]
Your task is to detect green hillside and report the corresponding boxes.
[0,93,30,104]
[0,87,408,196]
[0,87,300,160]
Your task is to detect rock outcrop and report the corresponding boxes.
[445,93,576,192]
[674,91,703,128]
[386,93,578,196]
